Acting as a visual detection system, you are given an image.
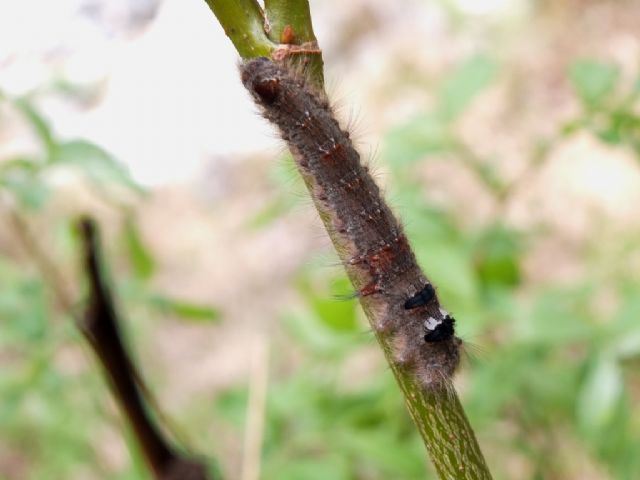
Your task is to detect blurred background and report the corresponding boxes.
[1,0,640,479]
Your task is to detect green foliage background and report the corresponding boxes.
[1,3,640,480]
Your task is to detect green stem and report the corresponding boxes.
[203,0,274,58]
[264,0,316,42]
[264,0,324,85]
[205,0,323,87]
[205,2,492,478]
[378,338,492,479]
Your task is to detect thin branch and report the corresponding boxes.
[203,0,274,58]
[9,210,217,478]
[264,0,317,41]
[206,0,323,86]
[208,3,494,478]
[263,0,324,85]
[76,217,214,480]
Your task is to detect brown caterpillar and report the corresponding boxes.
[240,57,461,389]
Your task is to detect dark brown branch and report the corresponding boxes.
[77,217,214,480]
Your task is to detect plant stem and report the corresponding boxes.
[203,0,274,58]
[206,0,323,86]
[10,209,216,479]
[380,340,492,479]
[77,217,215,480]
[206,2,492,478]
[263,0,324,84]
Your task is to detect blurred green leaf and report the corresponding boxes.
[597,126,622,145]
[120,427,153,480]
[281,310,357,355]
[611,333,640,361]
[383,56,496,169]
[149,295,221,323]
[246,195,294,229]
[612,296,640,333]
[53,140,142,192]
[382,56,497,169]
[472,224,523,289]
[521,289,595,345]
[121,216,155,280]
[577,356,623,432]
[0,156,41,175]
[269,154,304,187]
[593,109,640,146]
[0,279,48,345]
[0,171,50,210]
[414,241,479,308]
[466,155,505,195]
[247,155,306,228]
[384,112,451,168]
[265,457,351,480]
[560,118,588,137]
[216,388,248,427]
[297,275,358,332]
[337,429,425,477]
[401,203,460,245]
[466,348,525,421]
[15,98,57,159]
[570,60,620,108]
[437,55,497,121]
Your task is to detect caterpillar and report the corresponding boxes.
[240,57,461,389]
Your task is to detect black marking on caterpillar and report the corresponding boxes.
[240,57,461,390]
[423,307,456,343]
[404,283,436,310]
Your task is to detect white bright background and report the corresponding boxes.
[0,0,532,186]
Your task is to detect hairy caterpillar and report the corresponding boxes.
[240,57,461,389]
